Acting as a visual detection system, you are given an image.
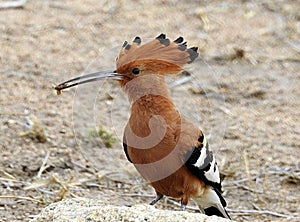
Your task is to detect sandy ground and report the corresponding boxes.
[0,0,299,221]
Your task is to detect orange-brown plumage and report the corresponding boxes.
[116,34,196,69]
[124,84,206,202]
[127,98,207,205]
[55,34,230,219]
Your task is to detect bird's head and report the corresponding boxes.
[55,34,198,94]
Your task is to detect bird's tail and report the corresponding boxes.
[193,188,231,220]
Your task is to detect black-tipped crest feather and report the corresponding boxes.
[133,36,141,45]
[156,33,166,39]
[116,34,199,69]
[174,36,184,44]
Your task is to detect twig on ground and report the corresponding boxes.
[0,181,23,189]
[226,208,299,219]
[36,188,55,195]
[233,182,263,194]
[71,160,95,174]
[243,150,251,181]
[275,57,300,63]
[275,32,300,54]
[0,112,27,117]
[169,76,192,88]
[218,106,233,116]
[0,170,16,180]
[46,2,69,10]
[0,195,45,204]
[167,199,199,211]
[0,171,23,189]
[0,177,20,183]
[282,40,300,53]
[37,150,50,178]
[0,0,27,9]
[120,193,156,198]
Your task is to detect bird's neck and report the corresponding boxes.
[123,74,169,100]
[123,75,180,137]
[123,74,175,113]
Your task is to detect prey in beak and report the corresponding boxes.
[54,70,123,95]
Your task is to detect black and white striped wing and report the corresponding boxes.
[185,132,226,206]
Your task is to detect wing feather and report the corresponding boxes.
[185,132,224,202]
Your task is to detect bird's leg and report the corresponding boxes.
[180,204,186,211]
[149,194,163,205]
[180,198,187,211]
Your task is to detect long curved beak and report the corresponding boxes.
[55,70,122,94]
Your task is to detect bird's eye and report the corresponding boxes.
[131,68,141,75]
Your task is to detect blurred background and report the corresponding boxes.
[0,0,299,221]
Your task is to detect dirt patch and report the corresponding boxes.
[0,0,299,221]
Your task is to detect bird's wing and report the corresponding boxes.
[184,131,221,190]
[182,126,227,207]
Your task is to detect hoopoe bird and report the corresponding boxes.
[55,34,231,219]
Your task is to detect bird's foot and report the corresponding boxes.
[180,204,186,211]
[149,194,163,205]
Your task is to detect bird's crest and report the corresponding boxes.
[116,34,198,74]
